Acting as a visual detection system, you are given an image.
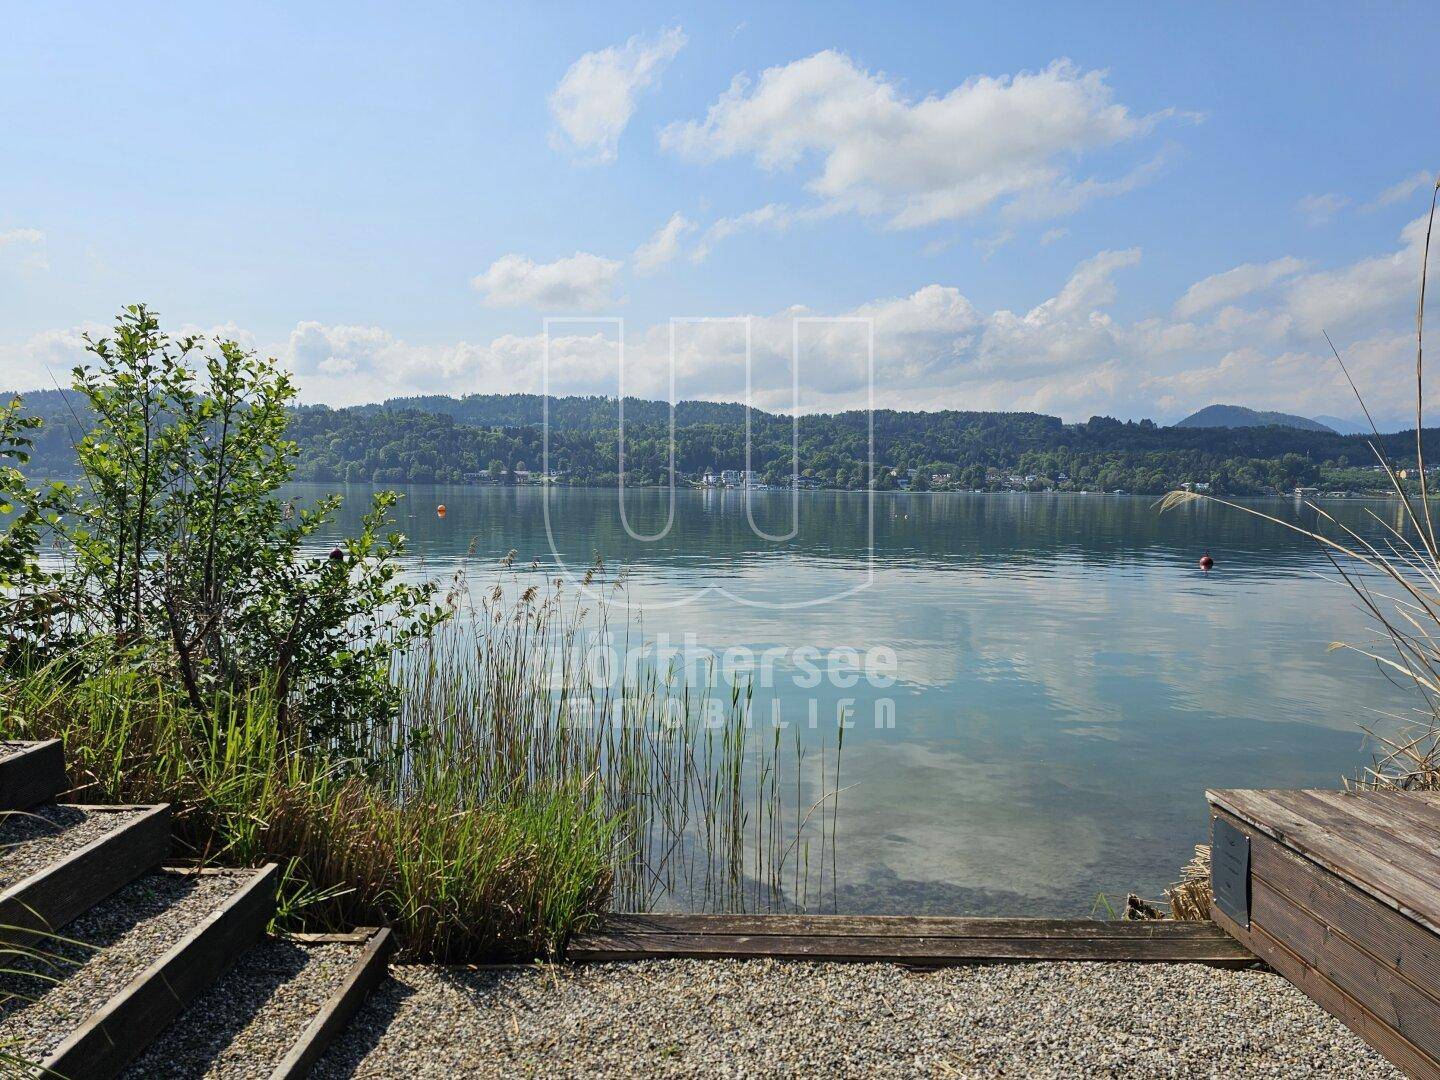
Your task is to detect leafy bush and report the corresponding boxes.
[22,305,445,739]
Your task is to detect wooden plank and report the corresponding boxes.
[584,913,1237,940]
[0,804,170,949]
[1213,903,1440,1080]
[1251,874,1440,1061]
[1212,789,1439,877]
[0,739,65,810]
[40,864,279,1080]
[1362,789,1440,834]
[1232,811,1440,993]
[1281,790,1440,909]
[569,917,1253,967]
[269,928,394,1080]
[286,929,379,945]
[1208,789,1440,933]
[1296,790,1440,868]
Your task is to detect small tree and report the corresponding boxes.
[59,305,445,739]
[0,398,68,666]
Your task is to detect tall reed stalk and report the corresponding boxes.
[1161,175,1440,791]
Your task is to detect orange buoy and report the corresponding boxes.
[1199,549,1214,572]
[436,504,447,517]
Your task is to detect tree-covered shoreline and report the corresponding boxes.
[12,387,1437,496]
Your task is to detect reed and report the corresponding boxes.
[0,561,845,960]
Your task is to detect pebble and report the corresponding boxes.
[314,958,1401,1078]
[123,938,360,1078]
[0,805,144,889]
[0,869,246,1062]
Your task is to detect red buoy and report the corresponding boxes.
[436,504,447,518]
[1199,550,1214,572]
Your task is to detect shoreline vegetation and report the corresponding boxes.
[0,307,844,962]
[13,384,1440,499]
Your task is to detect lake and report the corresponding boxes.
[298,483,1411,916]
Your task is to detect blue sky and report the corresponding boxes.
[1,2,1436,422]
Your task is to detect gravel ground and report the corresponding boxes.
[123,937,360,1079]
[0,805,144,889]
[0,868,247,1062]
[313,959,1401,1079]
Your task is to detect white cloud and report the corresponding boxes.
[1283,212,1429,331]
[0,228,48,271]
[1039,228,1069,246]
[549,27,686,163]
[8,209,1431,426]
[1001,151,1170,223]
[281,322,623,406]
[633,212,695,272]
[470,252,622,310]
[690,203,803,262]
[1295,192,1349,226]
[662,54,1172,229]
[1173,256,1307,318]
[0,319,257,392]
[1366,170,1433,211]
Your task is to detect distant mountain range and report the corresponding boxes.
[1173,403,1371,435]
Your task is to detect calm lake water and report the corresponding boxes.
[298,483,1412,916]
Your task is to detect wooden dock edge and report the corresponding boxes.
[0,739,65,810]
[269,927,395,1080]
[568,914,1255,968]
[1208,801,1440,1080]
[0,803,171,949]
[41,863,279,1080]
[1213,902,1440,1080]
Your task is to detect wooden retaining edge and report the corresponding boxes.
[0,739,65,810]
[0,804,170,949]
[1209,804,1440,1079]
[569,914,1256,968]
[1213,902,1440,1080]
[269,927,395,1080]
[40,863,280,1080]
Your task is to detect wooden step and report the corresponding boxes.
[0,739,65,809]
[0,803,170,949]
[117,928,394,1080]
[270,928,394,1080]
[0,864,279,1080]
[569,913,1257,967]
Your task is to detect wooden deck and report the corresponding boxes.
[1208,788,1440,1080]
[569,913,1254,967]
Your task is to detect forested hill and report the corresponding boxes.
[376,393,752,429]
[8,387,1439,496]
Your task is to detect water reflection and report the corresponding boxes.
[295,484,1412,914]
